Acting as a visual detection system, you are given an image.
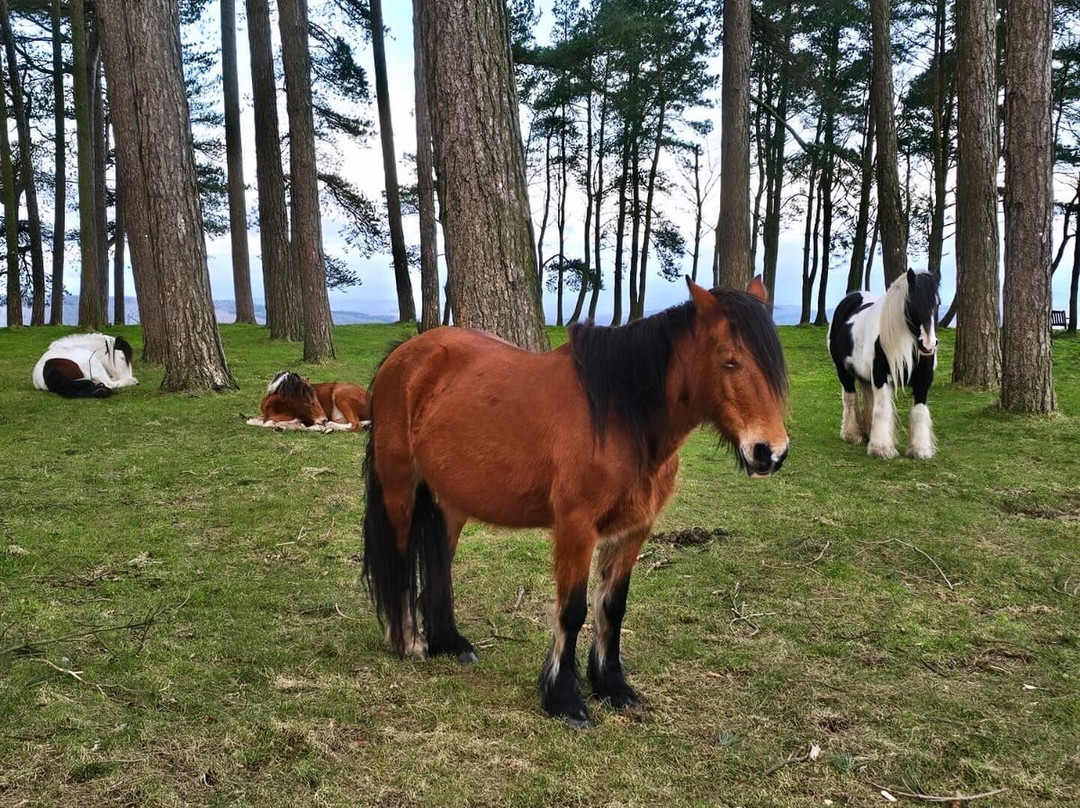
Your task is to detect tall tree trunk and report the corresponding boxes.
[221,0,255,324]
[800,114,823,325]
[848,89,875,294]
[869,0,908,286]
[954,0,1002,388]
[637,101,666,319]
[751,65,768,272]
[93,58,108,317]
[762,17,791,308]
[611,134,630,326]
[114,170,125,325]
[815,30,839,326]
[0,42,19,327]
[537,130,552,286]
[279,0,335,361]
[1070,217,1080,332]
[690,145,703,283]
[412,0,439,332]
[99,0,236,391]
[926,0,951,281]
[49,0,65,325]
[371,0,415,323]
[717,0,751,289]
[0,0,45,324]
[589,76,608,322]
[628,135,641,319]
[569,87,593,325]
[556,101,568,327]
[72,0,103,329]
[417,0,548,350]
[1000,0,1054,413]
[245,0,301,340]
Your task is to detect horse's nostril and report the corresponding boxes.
[752,442,771,465]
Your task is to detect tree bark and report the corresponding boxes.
[99,0,236,391]
[0,40,19,327]
[1000,0,1054,412]
[245,0,302,340]
[717,0,752,289]
[569,85,593,325]
[412,0,439,332]
[114,169,125,325]
[954,0,1001,388]
[611,133,630,326]
[848,90,875,294]
[869,0,908,286]
[221,0,255,324]
[637,100,666,319]
[278,0,335,361]
[417,0,548,350]
[49,0,65,325]
[371,0,415,323]
[588,74,608,322]
[0,0,45,325]
[72,0,103,329]
[1070,214,1080,331]
[92,57,108,317]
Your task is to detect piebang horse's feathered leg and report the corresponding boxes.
[541,519,598,728]
[589,528,649,710]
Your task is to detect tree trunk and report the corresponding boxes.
[556,100,568,327]
[0,0,45,325]
[637,100,666,319]
[954,0,1001,388]
[717,0,752,289]
[1000,0,1054,413]
[417,0,548,350]
[245,0,302,340]
[589,75,607,322]
[1070,217,1080,331]
[628,134,641,319]
[926,0,952,281]
[864,217,879,290]
[691,145,702,283]
[93,57,108,317]
[72,0,103,329]
[569,86,593,325]
[815,29,839,326]
[99,0,236,391]
[848,89,875,294]
[371,0,415,323]
[762,18,791,308]
[49,0,65,325]
[869,0,908,286]
[0,43,19,327]
[800,114,823,325]
[412,0,439,332]
[537,130,552,287]
[279,0,335,361]
[221,0,255,324]
[114,170,125,325]
[611,134,630,326]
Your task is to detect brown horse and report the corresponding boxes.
[362,277,789,727]
[248,372,370,431]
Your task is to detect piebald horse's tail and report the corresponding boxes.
[362,416,466,659]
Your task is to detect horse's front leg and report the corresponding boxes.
[589,527,649,711]
[907,355,936,459]
[542,517,597,728]
[867,381,898,459]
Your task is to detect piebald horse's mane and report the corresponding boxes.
[268,371,315,400]
[567,289,788,468]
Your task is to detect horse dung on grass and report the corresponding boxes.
[827,268,940,460]
[32,333,138,398]
[362,277,789,728]
[247,372,371,432]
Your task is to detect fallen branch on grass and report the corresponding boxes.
[861,538,955,590]
[30,657,111,698]
[866,781,1006,803]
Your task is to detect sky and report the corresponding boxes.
[49,3,1080,325]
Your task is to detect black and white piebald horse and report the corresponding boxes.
[32,333,138,398]
[828,269,940,459]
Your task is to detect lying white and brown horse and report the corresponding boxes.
[32,333,138,398]
[247,371,370,432]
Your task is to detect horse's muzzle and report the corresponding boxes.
[746,443,788,478]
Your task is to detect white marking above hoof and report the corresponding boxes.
[868,441,899,460]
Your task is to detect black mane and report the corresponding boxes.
[113,336,133,366]
[272,371,315,401]
[567,289,787,468]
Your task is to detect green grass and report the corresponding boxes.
[1,323,1078,807]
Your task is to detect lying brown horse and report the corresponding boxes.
[363,278,788,727]
[248,372,370,432]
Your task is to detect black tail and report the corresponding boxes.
[43,365,112,399]
[362,421,472,658]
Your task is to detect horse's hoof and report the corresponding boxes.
[563,715,594,730]
[867,442,898,460]
[457,650,479,665]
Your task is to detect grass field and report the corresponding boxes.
[1,323,1078,807]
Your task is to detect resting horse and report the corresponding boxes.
[32,333,137,398]
[363,278,789,727]
[247,371,370,432]
[828,268,940,459]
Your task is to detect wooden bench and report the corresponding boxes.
[1051,309,1067,330]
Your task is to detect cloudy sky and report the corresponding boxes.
[125,3,1077,324]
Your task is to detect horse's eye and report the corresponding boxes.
[723,358,740,370]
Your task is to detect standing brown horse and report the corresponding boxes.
[363,277,788,727]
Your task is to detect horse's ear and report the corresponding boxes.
[747,274,768,304]
[906,268,916,284]
[686,276,719,316]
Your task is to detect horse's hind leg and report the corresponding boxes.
[420,503,476,664]
[541,517,598,728]
[589,527,649,711]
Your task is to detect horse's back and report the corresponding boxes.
[829,292,882,380]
